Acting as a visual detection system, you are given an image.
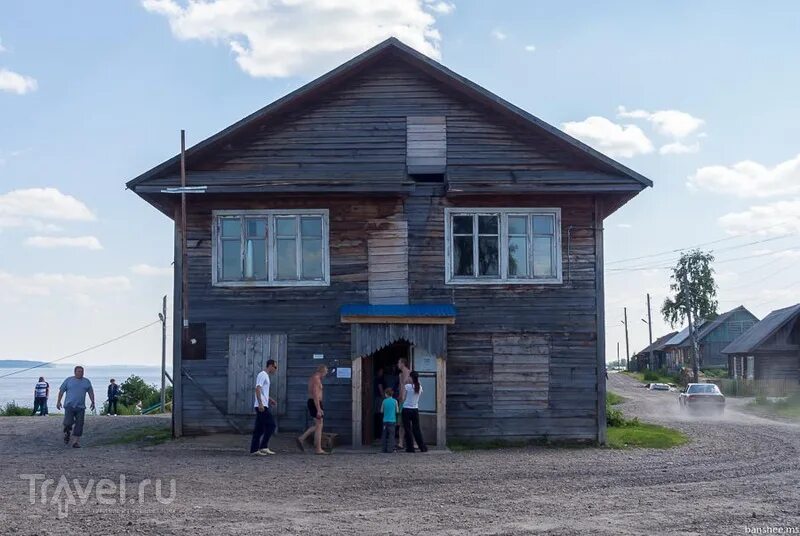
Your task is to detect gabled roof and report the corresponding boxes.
[637,332,679,355]
[663,306,756,348]
[722,304,800,354]
[664,321,707,347]
[126,37,652,192]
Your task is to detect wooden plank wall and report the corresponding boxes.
[367,217,409,304]
[406,186,601,441]
[226,333,287,415]
[180,195,401,438]
[491,334,550,415]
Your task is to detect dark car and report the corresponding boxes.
[678,383,725,415]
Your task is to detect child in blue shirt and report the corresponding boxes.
[380,388,400,453]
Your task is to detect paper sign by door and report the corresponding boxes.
[313,353,324,360]
[337,367,352,379]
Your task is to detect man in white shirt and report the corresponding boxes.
[250,359,278,456]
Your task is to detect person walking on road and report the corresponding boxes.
[32,377,49,416]
[107,379,120,416]
[56,366,95,448]
[250,359,278,456]
[297,364,328,454]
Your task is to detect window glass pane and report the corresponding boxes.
[508,215,527,235]
[452,215,472,234]
[221,240,241,280]
[508,236,529,277]
[276,238,297,279]
[245,218,266,238]
[478,215,498,234]
[478,236,499,276]
[301,238,323,279]
[276,217,297,237]
[221,218,241,238]
[301,216,322,238]
[533,215,555,235]
[418,375,436,412]
[244,239,267,279]
[533,236,554,277]
[453,236,474,276]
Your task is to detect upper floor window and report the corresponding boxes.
[212,210,329,287]
[444,208,561,285]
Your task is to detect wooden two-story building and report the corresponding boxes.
[127,38,651,446]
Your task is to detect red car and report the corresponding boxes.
[678,383,725,415]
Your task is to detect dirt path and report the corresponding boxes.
[1,376,798,535]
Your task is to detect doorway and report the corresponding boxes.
[361,341,410,445]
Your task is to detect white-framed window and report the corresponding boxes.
[212,209,329,287]
[444,207,562,285]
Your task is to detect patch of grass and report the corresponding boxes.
[0,401,34,416]
[607,422,688,449]
[104,425,172,446]
[701,368,728,378]
[624,370,681,386]
[747,392,800,420]
[606,391,625,406]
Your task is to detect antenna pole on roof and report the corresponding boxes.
[646,293,654,370]
[180,130,189,343]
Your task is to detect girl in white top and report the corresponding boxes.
[400,371,428,453]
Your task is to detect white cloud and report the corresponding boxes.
[491,29,507,41]
[617,106,704,139]
[25,235,103,250]
[131,263,173,277]
[142,0,450,78]
[660,141,700,155]
[561,116,654,158]
[524,44,536,52]
[0,68,38,95]
[0,272,131,305]
[688,154,800,198]
[0,188,95,228]
[425,0,455,14]
[719,199,800,236]
[616,223,632,229]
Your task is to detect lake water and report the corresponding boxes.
[0,365,171,412]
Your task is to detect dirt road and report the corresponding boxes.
[1,374,798,535]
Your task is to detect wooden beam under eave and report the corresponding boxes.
[340,315,455,325]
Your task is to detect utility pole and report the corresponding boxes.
[159,295,167,413]
[616,342,620,368]
[623,307,630,370]
[646,293,654,370]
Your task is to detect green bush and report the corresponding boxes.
[606,391,625,406]
[1,401,34,416]
[642,371,660,382]
[701,368,728,378]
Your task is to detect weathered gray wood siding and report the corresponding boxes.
[367,217,408,304]
[405,187,601,441]
[172,57,605,441]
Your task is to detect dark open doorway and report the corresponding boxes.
[361,340,410,445]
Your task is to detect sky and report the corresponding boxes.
[1,0,799,366]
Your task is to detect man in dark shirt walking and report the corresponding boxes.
[107,379,120,416]
[57,366,95,448]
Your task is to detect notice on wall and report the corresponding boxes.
[313,353,324,360]
[336,367,352,379]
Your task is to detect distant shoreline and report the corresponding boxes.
[0,360,53,369]
[0,361,163,369]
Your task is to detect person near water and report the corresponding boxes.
[250,359,278,456]
[107,379,120,416]
[297,364,328,454]
[400,371,427,453]
[32,377,49,416]
[56,366,95,448]
[380,387,399,453]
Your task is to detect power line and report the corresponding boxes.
[0,320,161,380]
[605,222,796,266]
[607,243,800,273]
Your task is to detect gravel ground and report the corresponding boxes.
[1,374,799,535]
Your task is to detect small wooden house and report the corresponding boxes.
[663,306,758,370]
[723,304,800,390]
[126,38,651,445]
[632,332,677,371]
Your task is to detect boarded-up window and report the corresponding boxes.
[368,217,408,305]
[492,334,549,414]
[227,334,287,416]
[407,116,446,175]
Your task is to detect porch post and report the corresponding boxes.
[436,356,447,448]
[351,356,362,448]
